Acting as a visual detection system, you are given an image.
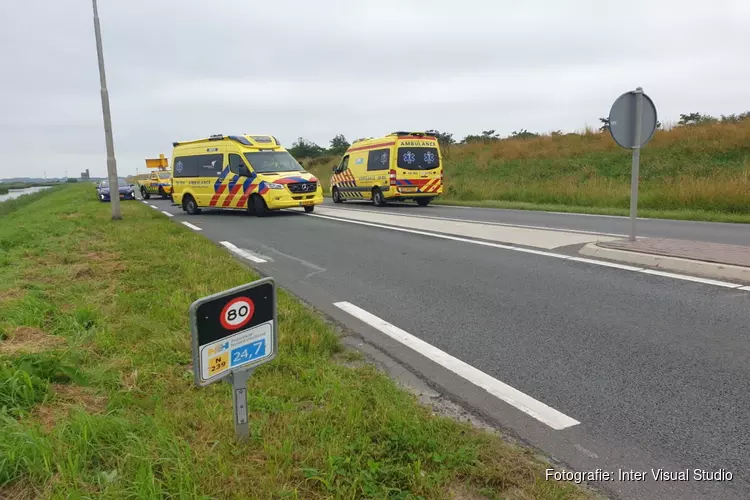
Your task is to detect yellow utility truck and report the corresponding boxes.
[138,154,173,200]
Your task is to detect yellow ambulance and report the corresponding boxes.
[330,131,443,206]
[170,134,323,216]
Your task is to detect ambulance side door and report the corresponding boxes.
[196,145,226,206]
[366,146,391,195]
[351,152,368,195]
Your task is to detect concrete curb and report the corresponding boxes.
[579,243,750,282]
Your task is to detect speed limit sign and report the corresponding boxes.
[189,277,277,387]
[220,297,255,330]
[189,277,278,443]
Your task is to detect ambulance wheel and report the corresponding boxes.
[372,188,386,207]
[183,195,201,215]
[251,194,268,217]
[141,187,150,200]
[332,188,344,203]
[304,205,315,213]
[416,197,432,206]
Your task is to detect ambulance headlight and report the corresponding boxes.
[267,183,285,189]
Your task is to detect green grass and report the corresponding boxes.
[0,185,589,499]
[304,119,750,223]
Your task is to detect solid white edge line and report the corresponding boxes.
[219,241,267,263]
[308,212,568,257]
[306,212,747,291]
[430,204,650,220]
[149,204,159,209]
[334,301,580,430]
[327,206,629,238]
[569,257,644,272]
[638,269,741,288]
[181,221,202,231]
[161,211,174,217]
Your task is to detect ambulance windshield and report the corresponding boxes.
[244,151,304,173]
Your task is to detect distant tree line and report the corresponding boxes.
[288,134,350,159]
[599,111,749,131]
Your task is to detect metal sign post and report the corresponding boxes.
[629,88,644,241]
[189,278,278,442]
[227,368,253,440]
[608,87,658,241]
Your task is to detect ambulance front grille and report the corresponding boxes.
[288,182,317,194]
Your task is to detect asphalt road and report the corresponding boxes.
[144,197,749,500]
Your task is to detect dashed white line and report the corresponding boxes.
[150,204,159,209]
[181,221,202,231]
[739,286,750,291]
[305,212,746,291]
[334,301,580,430]
[219,241,268,263]
[161,211,174,217]
[141,200,148,204]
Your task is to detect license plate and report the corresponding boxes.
[301,201,315,206]
[400,187,417,193]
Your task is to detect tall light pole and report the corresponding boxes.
[92,0,121,219]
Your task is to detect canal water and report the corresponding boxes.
[0,186,53,203]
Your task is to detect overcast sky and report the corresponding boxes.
[1,0,748,179]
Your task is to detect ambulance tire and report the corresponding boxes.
[183,195,201,215]
[332,188,344,203]
[372,188,386,207]
[251,194,268,217]
[141,187,150,200]
[416,197,432,206]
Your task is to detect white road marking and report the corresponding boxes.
[181,221,202,231]
[568,257,644,271]
[150,204,159,209]
[305,212,747,291]
[314,206,618,249]
[141,200,148,204]
[330,206,629,238]
[161,211,174,217]
[639,269,741,288]
[334,301,580,430]
[431,203,650,220]
[739,286,750,291]
[219,241,268,263]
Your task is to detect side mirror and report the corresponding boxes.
[130,184,135,188]
[332,165,337,172]
[238,165,250,177]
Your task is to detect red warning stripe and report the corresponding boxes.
[209,183,227,207]
[236,184,258,209]
[222,183,244,207]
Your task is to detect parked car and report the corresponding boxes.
[96,178,136,202]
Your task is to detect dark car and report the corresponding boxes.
[96,178,136,202]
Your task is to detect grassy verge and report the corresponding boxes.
[0,184,589,499]
[303,120,750,223]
